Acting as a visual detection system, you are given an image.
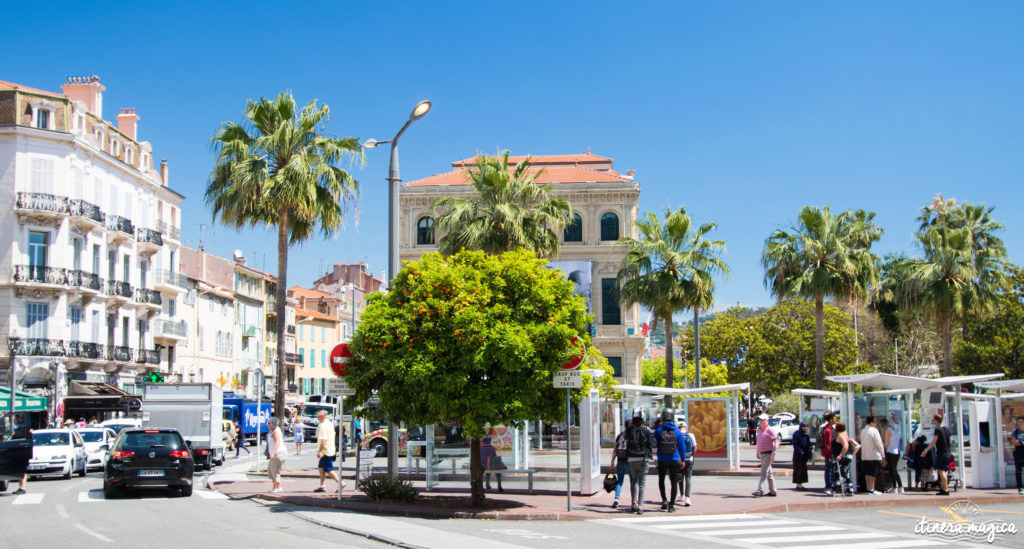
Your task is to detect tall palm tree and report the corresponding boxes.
[432,152,572,257]
[762,206,880,389]
[846,209,884,360]
[207,92,361,415]
[900,197,1008,375]
[617,207,728,402]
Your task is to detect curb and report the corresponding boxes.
[251,498,426,549]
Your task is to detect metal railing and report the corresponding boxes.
[15,192,68,214]
[156,221,181,241]
[108,346,133,362]
[135,287,162,305]
[106,280,133,298]
[12,265,68,285]
[68,199,105,224]
[67,341,105,360]
[154,318,187,338]
[136,349,160,365]
[136,227,164,247]
[67,269,102,291]
[154,269,189,288]
[107,215,135,235]
[286,325,296,335]
[285,352,302,364]
[8,338,66,357]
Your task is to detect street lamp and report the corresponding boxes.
[364,99,431,478]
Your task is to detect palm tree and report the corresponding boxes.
[846,210,884,360]
[617,207,728,402]
[207,92,361,415]
[432,152,572,257]
[762,206,880,389]
[900,197,1008,375]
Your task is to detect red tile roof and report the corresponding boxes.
[452,153,612,167]
[405,165,631,187]
[0,80,64,98]
[295,307,337,322]
[289,286,336,300]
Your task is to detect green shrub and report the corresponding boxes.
[358,475,417,504]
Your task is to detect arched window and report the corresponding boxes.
[600,212,619,241]
[564,213,583,242]
[416,217,434,245]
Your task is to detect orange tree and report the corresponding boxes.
[346,249,603,505]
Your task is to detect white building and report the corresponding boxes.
[0,76,185,411]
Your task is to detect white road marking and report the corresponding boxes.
[78,489,105,502]
[615,513,763,523]
[487,528,570,540]
[756,531,895,544]
[12,493,44,505]
[690,525,846,536]
[656,519,798,530]
[195,489,229,500]
[56,503,70,519]
[777,541,946,549]
[73,523,113,543]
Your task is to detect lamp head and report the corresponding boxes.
[362,139,382,149]
[410,100,431,121]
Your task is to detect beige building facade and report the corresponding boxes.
[398,153,646,383]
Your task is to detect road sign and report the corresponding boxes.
[327,378,356,396]
[553,369,583,388]
[330,343,352,377]
[561,337,585,370]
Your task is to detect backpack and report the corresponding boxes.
[658,426,678,455]
[615,432,630,460]
[684,431,696,461]
[626,426,648,456]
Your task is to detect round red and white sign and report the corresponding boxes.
[561,337,585,370]
[329,343,352,377]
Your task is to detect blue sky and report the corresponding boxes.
[4,2,1022,310]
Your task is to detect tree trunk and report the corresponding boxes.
[470,437,485,506]
[815,296,824,390]
[853,299,859,363]
[664,314,674,408]
[274,209,289,418]
[693,308,701,389]
[939,312,952,376]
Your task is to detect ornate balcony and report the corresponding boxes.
[106,280,133,301]
[67,269,102,293]
[15,192,69,226]
[12,265,68,286]
[67,341,105,361]
[135,349,160,365]
[107,346,133,363]
[135,287,163,307]
[8,337,65,357]
[156,221,181,242]
[136,227,164,253]
[153,318,187,342]
[285,352,302,365]
[154,269,188,293]
[106,215,135,242]
[68,198,105,230]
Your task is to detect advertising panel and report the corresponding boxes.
[686,398,729,460]
[548,261,593,315]
[1000,401,1024,468]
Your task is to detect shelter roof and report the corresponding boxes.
[614,383,750,396]
[791,388,842,398]
[976,379,1024,392]
[826,372,1004,390]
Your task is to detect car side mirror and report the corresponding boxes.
[186,440,192,448]
[99,444,109,452]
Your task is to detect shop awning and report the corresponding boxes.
[0,387,48,411]
[63,382,140,413]
[614,383,751,396]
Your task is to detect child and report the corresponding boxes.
[912,435,933,491]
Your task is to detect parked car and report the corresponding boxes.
[100,418,141,434]
[77,427,118,471]
[769,417,800,444]
[28,429,87,479]
[361,426,426,457]
[104,428,194,498]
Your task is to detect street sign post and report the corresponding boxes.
[329,343,353,500]
[553,370,583,389]
[329,343,352,378]
[556,338,585,512]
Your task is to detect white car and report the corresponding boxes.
[100,418,141,434]
[770,417,801,444]
[28,429,87,479]
[77,427,118,471]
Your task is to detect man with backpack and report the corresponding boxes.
[653,408,688,513]
[609,419,632,508]
[625,409,656,514]
[677,419,696,507]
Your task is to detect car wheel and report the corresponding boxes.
[180,484,193,497]
[62,464,72,480]
[77,461,87,477]
[103,481,117,499]
[0,480,8,491]
[371,440,387,458]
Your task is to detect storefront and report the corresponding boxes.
[61,381,141,423]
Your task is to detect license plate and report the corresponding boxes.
[27,464,44,471]
[138,470,165,477]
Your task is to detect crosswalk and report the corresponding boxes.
[601,513,950,549]
[6,487,229,506]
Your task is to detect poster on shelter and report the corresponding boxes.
[548,261,593,315]
[1001,401,1024,468]
[686,399,729,460]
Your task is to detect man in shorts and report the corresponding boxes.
[921,414,952,495]
[314,410,341,493]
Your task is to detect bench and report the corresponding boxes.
[484,468,538,494]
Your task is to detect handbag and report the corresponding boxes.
[603,473,618,493]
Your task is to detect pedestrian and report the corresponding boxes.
[266,417,287,493]
[792,421,810,491]
[921,413,953,495]
[314,410,340,493]
[292,415,304,455]
[233,420,251,457]
[747,416,758,446]
[883,416,904,494]
[480,436,504,493]
[75,417,86,428]
[610,420,631,509]
[1011,416,1024,495]
[832,422,860,496]
[653,408,687,512]
[677,420,696,506]
[624,409,656,515]
[821,412,837,495]
[752,414,779,497]
[859,416,884,495]
[910,435,933,491]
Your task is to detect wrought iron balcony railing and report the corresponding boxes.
[106,280,133,298]
[68,199,105,224]
[155,269,189,288]
[136,227,164,247]
[135,287,163,305]
[154,319,187,337]
[107,215,135,235]
[15,192,69,214]
[67,269,102,291]
[156,221,181,241]
[285,352,302,364]
[8,337,66,357]
[67,341,105,360]
[12,265,68,285]
[136,349,160,365]
[108,346,133,362]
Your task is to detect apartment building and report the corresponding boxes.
[311,262,386,341]
[399,152,646,383]
[288,286,340,396]
[0,76,185,402]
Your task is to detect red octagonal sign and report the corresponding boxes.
[561,337,585,370]
[330,343,352,377]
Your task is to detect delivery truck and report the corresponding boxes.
[140,383,225,470]
[221,392,271,446]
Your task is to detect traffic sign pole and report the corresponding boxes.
[337,395,344,501]
[565,387,571,512]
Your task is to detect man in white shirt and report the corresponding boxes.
[859,415,885,494]
[314,410,340,493]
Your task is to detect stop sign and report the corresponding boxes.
[561,337,585,370]
[329,343,352,377]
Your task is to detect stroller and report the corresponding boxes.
[921,455,961,492]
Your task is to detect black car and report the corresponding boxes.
[0,411,45,492]
[103,428,194,498]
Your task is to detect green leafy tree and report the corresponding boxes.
[207,92,361,414]
[955,264,1024,378]
[762,205,881,389]
[345,250,602,505]
[617,207,728,404]
[432,152,572,258]
[642,358,730,397]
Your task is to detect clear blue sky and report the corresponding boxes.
[4,2,1022,310]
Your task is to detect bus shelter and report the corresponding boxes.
[791,388,841,451]
[614,383,750,471]
[976,379,1024,488]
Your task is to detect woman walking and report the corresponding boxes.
[292,415,305,455]
[266,417,288,493]
[791,421,811,491]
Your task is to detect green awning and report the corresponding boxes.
[0,387,48,412]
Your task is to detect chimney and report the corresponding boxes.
[160,159,168,186]
[60,75,105,118]
[116,108,139,141]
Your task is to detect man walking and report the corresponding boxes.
[860,416,884,494]
[821,412,836,495]
[653,409,688,512]
[314,410,341,493]
[625,409,655,515]
[677,420,696,506]
[921,414,952,495]
[1010,416,1024,495]
[752,414,779,497]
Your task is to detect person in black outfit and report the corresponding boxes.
[791,421,811,490]
[1011,416,1024,495]
[921,414,952,495]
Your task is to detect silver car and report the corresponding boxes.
[77,428,118,471]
